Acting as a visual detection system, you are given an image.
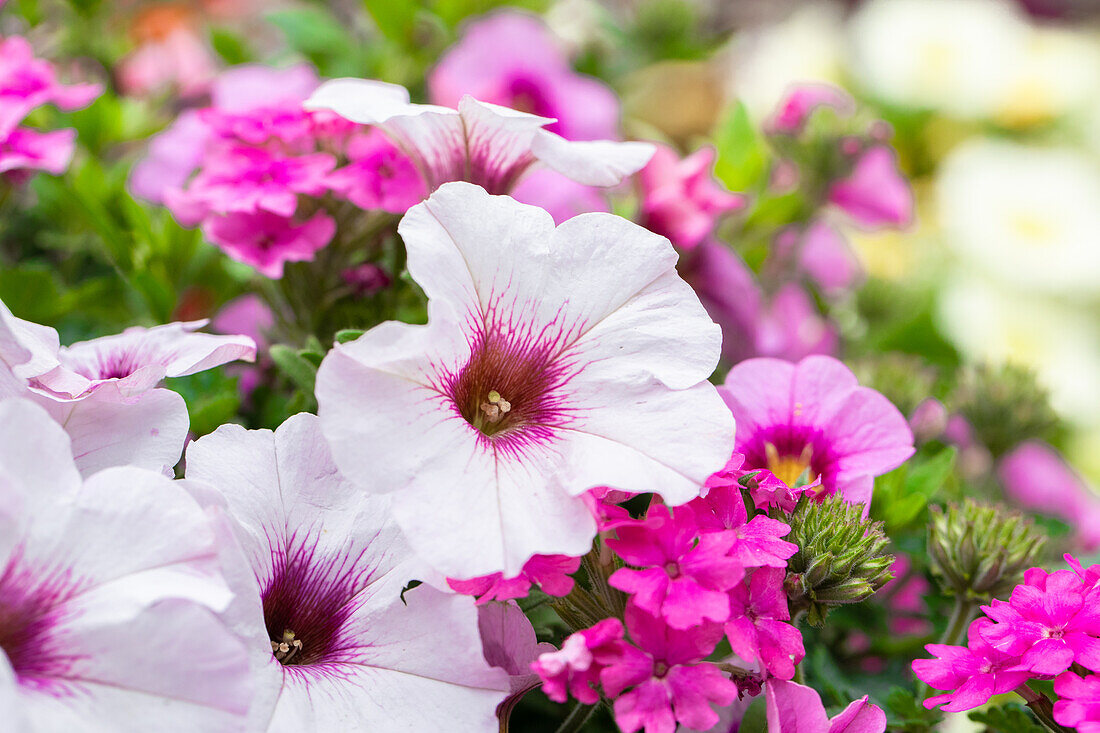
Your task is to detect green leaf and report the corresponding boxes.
[210,28,251,65]
[737,696,767,733]
[884,687,943,733]
[267,8,354,58]
[713,101,769,192]
[270,344,318,396]
[905,446,956,500]
[969,702,1046,732]
[361,0,419,43]
[335,329,365,344]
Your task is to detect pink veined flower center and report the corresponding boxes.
[444,319,577,451]
[0,552,82,690]
[260,532,376,668]
[653,660,670,678]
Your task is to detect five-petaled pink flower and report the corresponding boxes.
[912,617,1030,712]
[448,554,582,604]
[725,567,805,680]
[532,618,624,704]
[601,607,738,733]
[720,355,914,507]
[1054,671,1100,733]
[609,504,745,630]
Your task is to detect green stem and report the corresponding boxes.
[1015,683,1073,733]
[554,702,597,733]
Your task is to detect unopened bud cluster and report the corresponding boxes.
[784,495,894,626]
[950,363,1060,456]
[927,499,1045,601]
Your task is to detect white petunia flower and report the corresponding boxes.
[315,182,734,578]
[184,413,509,732]
[0,398,251,732]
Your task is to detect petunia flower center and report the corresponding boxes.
[0,555,80,690]
[260,536,373,668]
[765,442,817,488]
[445,323,575,447]
[270,629,304,664]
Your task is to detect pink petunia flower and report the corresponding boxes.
[205,209,336,279]
[912,617,1031,712]
[827,146,913,229]
[677,239,761,365]
[0,398,251,731]
[315,182,733,578]
[448,554,582,604]
[608,504,744,629]
[720,355,914,507]
[305,79,653,195]
[754,284,839,362]
[999,442,1100,552]
[1054,671,1100,733]
[532,617,624,704]
[601,607,738,733]
[639,144,746,251]
[726,567,805,680]
[765,678,887,733]
[980,568,1100,675]
[791,220,864,295]
[429,11,620,142]
[184,414,510,731]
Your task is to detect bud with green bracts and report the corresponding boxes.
[927,499,1045,602]
[784,495,894,627]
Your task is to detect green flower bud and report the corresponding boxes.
[927,499,1045,601]
[950,363,1061,457]
[785,495,895,627]
[849,353,939,417]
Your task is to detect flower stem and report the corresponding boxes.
[1014,682,1072,733]
[554,701,596,733]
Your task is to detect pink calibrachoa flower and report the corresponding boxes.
[0,398,251,731]
[315,182,734,578]
[765,678,887,733]
[913,617,1031,712]
[720,355,914,507]
[304,79,654,195]
[979,567,1100,675]
[1054,671,1100,733]
[429,11,620,142]
[999,442,1100,552]
[0,298,255,476]
[205,209,336,278]
[601,606,739,733]
[639,144,746,251]
[767,84,855,136]
[184,414,510,731]
[448,554,582,604]
[532,617,624,705]
[725,567,805,680]
[609,504,745,630]
[827,145,913,229]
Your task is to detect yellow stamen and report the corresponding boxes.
[765,442,816,488]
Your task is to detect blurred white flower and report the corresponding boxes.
[937,275,1100,428]
[935,139,1100,295]
[848,0,1029,119]
[726,4,846,120]
[993,27,1100,128]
